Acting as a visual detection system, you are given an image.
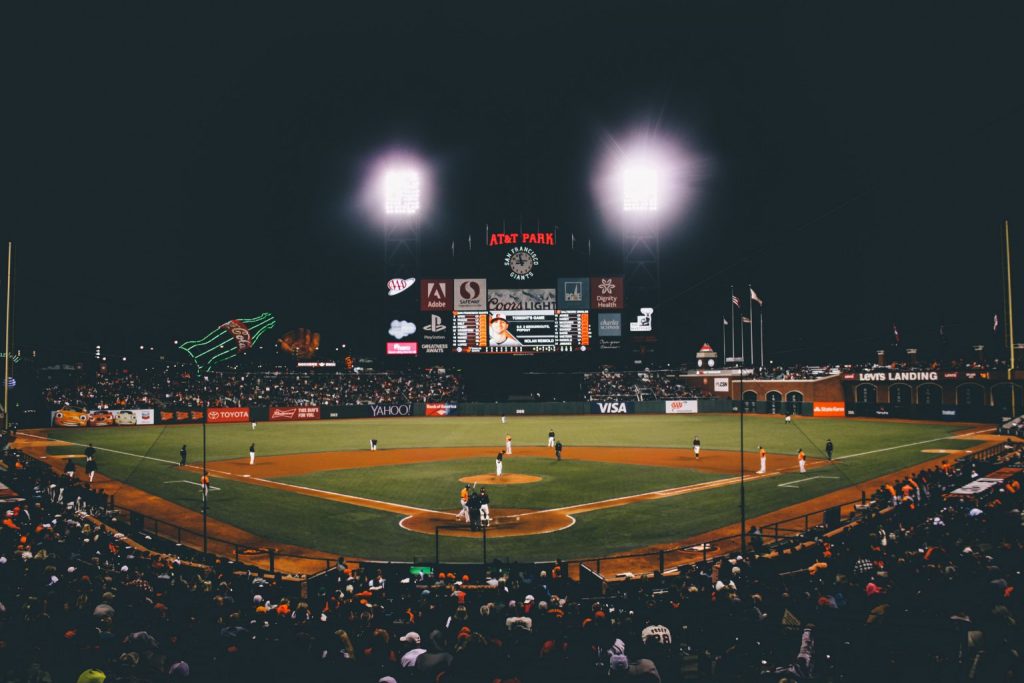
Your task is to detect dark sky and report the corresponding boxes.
[5,3,1024,365]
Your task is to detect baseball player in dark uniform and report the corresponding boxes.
[85,443,96,460]
[467,488,482,530]
[479,487,491,527]
[249,443,256,465]
[825,439,834,461]
[692,436,701,460]
[179,444,187,467]
[85,454,98,483]
[495,451,504,477]
[555,440,563,461]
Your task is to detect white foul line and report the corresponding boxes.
[778,475,839,488]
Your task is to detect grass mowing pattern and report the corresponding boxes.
[276,457,726,510]
[35,417,989,561]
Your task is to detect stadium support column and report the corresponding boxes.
[1006,220,1017,415]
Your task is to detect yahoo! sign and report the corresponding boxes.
[369,404,413,417]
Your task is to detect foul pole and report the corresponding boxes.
[1007,220,1016,415]
[3,242,11,429]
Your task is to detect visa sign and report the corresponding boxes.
[592,401,631,414]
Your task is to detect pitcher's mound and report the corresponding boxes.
[458,473,540,485]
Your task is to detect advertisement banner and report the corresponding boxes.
[207,407,251,424]
[425,402,458,416]
[665,400,699,414]
[159,410,205,424]
[269,406,321,421]
[812,402,846,417]
[421,313,449,354]
[597,313,621,337]
[557,277,590,310]
[591,401,633,414]
[713,378,729,393]
[386,341,419,355]
[51,408,155,427]
[369,404,413,417]
[487,288,556,310]
[420,279,453,311]
[591,277,624,309]
[454,278,487,310]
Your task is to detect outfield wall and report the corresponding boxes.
[38,397,1003,428]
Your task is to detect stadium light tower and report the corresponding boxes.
[361,153,431,277]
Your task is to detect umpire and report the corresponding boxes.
[467,488,483,531]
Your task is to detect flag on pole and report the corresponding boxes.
[722,317,729,326]
[750,287,763,305]
[742,316,752,323]
[732,295,741,308]
[892,323,900,344]
[994,314,1000,332]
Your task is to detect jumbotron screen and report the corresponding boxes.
[452,310,590,354]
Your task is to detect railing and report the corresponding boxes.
[107,501,338,576]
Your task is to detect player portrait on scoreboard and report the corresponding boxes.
[488,313,522,346]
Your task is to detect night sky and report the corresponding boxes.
[5,3,1024,365]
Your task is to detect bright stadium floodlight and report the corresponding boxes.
[592,127,707,231]
[384,169,421,215]
[622,163,660,212]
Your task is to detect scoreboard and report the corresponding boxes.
[452,310,590,354]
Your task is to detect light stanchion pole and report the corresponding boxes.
[739,373,746,555]
[202,378,208,554]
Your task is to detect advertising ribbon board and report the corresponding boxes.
[813,402,846,417]
[369,404,414,417]
[269,406,321,421]
[425,403,458,416]
[665,400,698,414]
[207,407,251,424]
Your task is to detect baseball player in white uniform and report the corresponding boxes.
[692,436,701,460]
[495,451,504,477]
[505,434,512,455]
[757,446,767,474]
[251,421,256,431]
[547,429,555,448]
[249,443,256,465]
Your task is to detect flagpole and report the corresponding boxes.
[722,319,727,364]
[730,285,736,362]
[748,286,755,368]
[760,303,765,369]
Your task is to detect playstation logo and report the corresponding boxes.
[424,314,447,332]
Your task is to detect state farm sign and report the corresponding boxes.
[269,406,320,421]
[813,402,846,417]
[206,407,251,423]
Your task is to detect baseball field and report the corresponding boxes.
[18,414,994,567]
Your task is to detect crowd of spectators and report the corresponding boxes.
[2,436,1022,681]
[40,365,463,410]
[583,370,712,402]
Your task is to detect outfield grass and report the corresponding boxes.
[35,416,989,561]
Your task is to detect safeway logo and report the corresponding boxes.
[459,281,480,299]
[597,402,628,414]
[387,278,416,296]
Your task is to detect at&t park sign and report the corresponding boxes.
[488,231,555,246]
